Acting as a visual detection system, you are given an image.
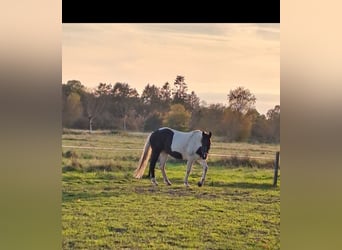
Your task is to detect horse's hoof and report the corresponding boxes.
[184,183,190,188]
[198,181,203,187]
[151,178,158,186]
[166,182,172,186]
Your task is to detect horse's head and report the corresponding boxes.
[201,131,212,160]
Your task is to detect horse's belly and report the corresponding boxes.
[169,150,183,160]
[168,149,199,161]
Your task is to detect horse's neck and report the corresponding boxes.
[185,131,201,151]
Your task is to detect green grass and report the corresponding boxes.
[62,130,280,249]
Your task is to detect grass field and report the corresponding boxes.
[62,130,280,249]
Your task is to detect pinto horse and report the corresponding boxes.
[133,127,212,187]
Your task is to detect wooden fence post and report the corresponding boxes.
[273,151,280,187]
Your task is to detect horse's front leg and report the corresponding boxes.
[184,159,195,187]
[198,159,208,187]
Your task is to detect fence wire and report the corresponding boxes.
[62,145,276,160]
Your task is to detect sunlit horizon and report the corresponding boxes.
[63,23,279,115]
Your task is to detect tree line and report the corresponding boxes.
[62,75,279,143]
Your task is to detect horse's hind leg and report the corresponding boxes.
[149,150,160,186]
[159,152,171,185]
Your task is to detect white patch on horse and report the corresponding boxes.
[167,128,202,160]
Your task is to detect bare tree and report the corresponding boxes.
[84,87,106,133]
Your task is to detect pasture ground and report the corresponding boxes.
[62,130,280,249]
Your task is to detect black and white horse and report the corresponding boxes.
[133,127,212,187]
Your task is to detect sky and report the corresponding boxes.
[62,23,279,115]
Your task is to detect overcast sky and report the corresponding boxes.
[63,23,279,115]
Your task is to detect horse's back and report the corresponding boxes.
[150,127,173,150]
[157,127,200,137]
[151,127,201,159]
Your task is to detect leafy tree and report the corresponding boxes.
[159,82,172,112]
[63,80,85,97]
[95,82,112,96]
[246,108,261,122]
[249,106,280,143]
[62,80,87,128]
[63,92,83,128]
[266,105,280,143]
[163,104,190,131]
[227,86,256,114]
[143,112,163,132]
[172,75,188,105]
[141,84,161,115]
[251,114,270,142]
[110,82,140,131]
[266,105,280,120]
[221,108,241,141]
[186,91,200,111]
[112,82,139,98]
[193,104,225,135]
[160,82,172,102]
[141,84,160,104]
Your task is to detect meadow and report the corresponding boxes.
[62,130,280,249]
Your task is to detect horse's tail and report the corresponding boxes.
[133,132,152,179]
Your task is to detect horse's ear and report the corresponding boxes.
[202,131,212,138]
